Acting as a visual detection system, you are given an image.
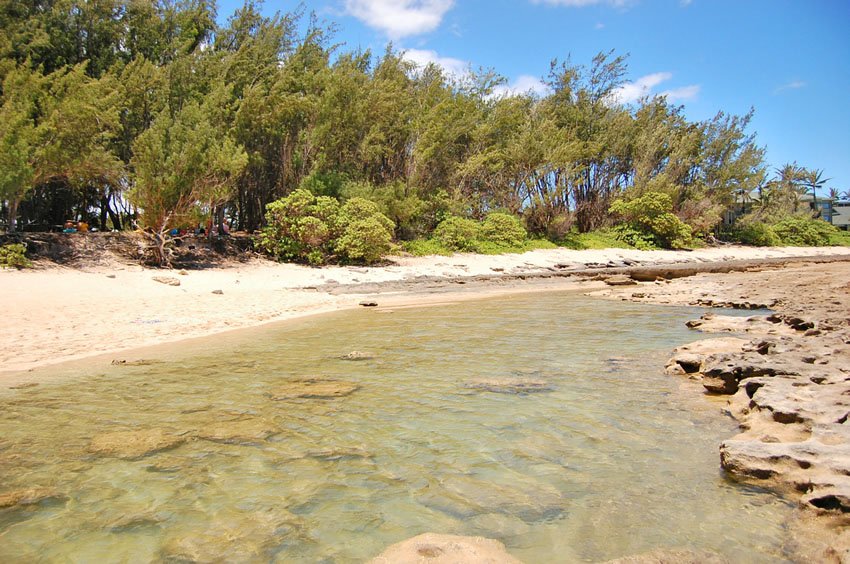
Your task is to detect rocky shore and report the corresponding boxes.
[597,259,850,562]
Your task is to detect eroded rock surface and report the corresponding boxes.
[88,429,186,459]
[620,260,850,561]
[368,533,523,564]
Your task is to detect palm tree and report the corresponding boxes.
[774,163,804,212]
[802,168,831,217]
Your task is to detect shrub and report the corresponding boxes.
[734,220,781,247]
[0,243,32,268]
[772,216,838,247]
[481,212,527,247]
[256,190,394,264]
[433,216,482,252]
[609,192,692,249]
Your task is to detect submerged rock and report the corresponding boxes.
[0,487,67,509]
[418,475,564,523]
[368,533,523,564]
[196,418,280,445]
[465,378,552,395]
[267,379,360,400]
[159,507,303,563]
[88,429,186,459]
[604,548,728,563]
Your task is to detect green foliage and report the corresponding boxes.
[559,228,637,250]
[433,216,482,252]
[481,212,527,247]
[0,243,32,268]
[609,192,692,249]
[829,230,850,247]
[257,189,394,265]
[731,214,842,247]
[732,219,781,247]
[430,212,531,253]
[402,238,453,257]
[772,216,839,247]
[402,237,555,257]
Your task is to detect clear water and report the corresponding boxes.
[0,293,792,563]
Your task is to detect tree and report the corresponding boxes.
[130,95,246,265]
[1,62,121,231]
[801,168,830,217]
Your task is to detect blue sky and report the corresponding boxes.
[218,0,850,193]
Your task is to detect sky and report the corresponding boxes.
[217,0,850,194]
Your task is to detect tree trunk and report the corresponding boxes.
[7,198,20,233]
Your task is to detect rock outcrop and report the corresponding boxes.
[637,260,850,561]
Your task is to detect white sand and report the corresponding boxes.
[3,245,849,375]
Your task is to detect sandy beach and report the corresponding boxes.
[3,244,850,376]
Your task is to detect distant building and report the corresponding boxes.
[832,200,850,230]
[798,193,834,223]
[724,189,840,226]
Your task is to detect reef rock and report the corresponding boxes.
[423,475,564,522]
[604,548,728,563]
[465,378,552,395]
[368,533,523,564]
[268,379,360,400]
[0,487,67,509]
[197,418,280,445]
[88,429,186,459]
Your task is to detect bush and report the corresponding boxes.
[256,189,394,265]
[772,216,838,247]
[734,220,781,247]
[0,243,32,268]
[433,216,482,252]
[481,212,527,247]
[609,192,692,249]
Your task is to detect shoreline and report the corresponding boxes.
[3,245,850,378]
[3,245,850,559]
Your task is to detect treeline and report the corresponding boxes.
[0,1,840,263]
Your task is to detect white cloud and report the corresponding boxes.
[491,75,551,98]
[595,22,605,29]
[660,84,700,101]
[344,0,454,38]
[609,72,671,104]
[402,48,469,78]
[608,72,699,104]
[774,80,806,94]
[680,0,693,5]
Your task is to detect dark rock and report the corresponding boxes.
[359,301,378,307]
[211,289,223,295]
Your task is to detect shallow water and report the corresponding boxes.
[0,293,791,562]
